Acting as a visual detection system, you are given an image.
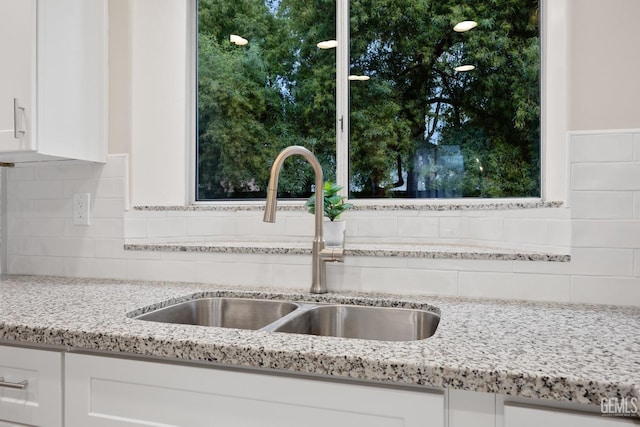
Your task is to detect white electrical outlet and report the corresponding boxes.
[73,193,91,226]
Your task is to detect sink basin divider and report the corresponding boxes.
[258,303,319,332]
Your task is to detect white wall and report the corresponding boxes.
[568,0,640,130]
[129,0,188,206]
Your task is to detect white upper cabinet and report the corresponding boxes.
[0,0,107,164]
[0,0,34,154]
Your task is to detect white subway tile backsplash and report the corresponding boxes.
[120,249,163,261]
[545,220,572,248]
[571,276,640,306]
[634,192,640,218]
[185,216,238,237]
[124,218,147,239]
[284,215,315,237]
[356,217,398,237]
[38,237,96,258]
[511,259,574,275]
[360,267,458,296]
[8,180,65,200]
[92,198,126,219]
[64,218,124,239]
[438,217,462,238]
[503,219,546,245]
[95,238,128,259]
[63,177,125,199]
[458,272,572,302]
[572,219,640,248]
[30,199,72,219]
[7,166,35,182]
[568,248,635,276]
[34,163,95,181]
[514,248,633,276]
[344,256,407,269]
[407,258,514,273]
[64,257,128,280]
[467,217,503,241]
[571,191,633,219]
[7,199,33,217]
[9,255,65,276]
[397,216,439,238]
[571,133,634,163]
[326,264,362,292]
[236,216,287,237]
[519,207,572,220]
[127,210,168,219]
[572,163,640,191]
[195,260,271,286]
[5,133,640,307]
[270,263,311,289]
[145,217,187,238]
[127,259,196,283]
[344,219,358,240]
[8,236,38,256]
[13,218,65,237]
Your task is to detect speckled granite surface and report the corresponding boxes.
[124,241,571,262]
[0,275,636,407]
[134,200,563,212]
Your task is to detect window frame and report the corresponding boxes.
[188,0,568,206]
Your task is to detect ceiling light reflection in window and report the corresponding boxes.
[453,20,478,33]
[317,40,338,49]
[230,34,248,45]
[454,64,476,72]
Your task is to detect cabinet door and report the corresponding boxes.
[504,403,637,427]
[0,0,35,153]
[65,353,445,427]
[0,345,62,427]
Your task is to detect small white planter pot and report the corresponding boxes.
[323,220,346,246]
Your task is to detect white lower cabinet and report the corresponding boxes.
[0,345,62,427]
[1,345,636,426]
[503,403,637,427]
[64,353,445,427]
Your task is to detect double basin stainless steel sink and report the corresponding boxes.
[134,297,440,342]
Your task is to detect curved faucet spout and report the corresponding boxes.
[263,145,328,293]
[263,146,324,237]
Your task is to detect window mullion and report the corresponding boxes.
[336,0,349,197]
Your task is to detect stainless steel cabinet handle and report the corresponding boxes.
[0,376,28,390]
[13,98,26,139]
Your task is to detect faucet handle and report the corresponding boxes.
[320,247,345,263]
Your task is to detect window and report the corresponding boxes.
[196,0,540,201]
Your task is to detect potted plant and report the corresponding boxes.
[305,181,353,246]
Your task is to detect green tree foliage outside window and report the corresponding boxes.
[197,0,540,200]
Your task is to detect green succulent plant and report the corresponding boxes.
[305,181,353,221]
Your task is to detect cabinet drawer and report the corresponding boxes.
[504,403,637,427]
[0,345,62,427]
[66,353,444,427]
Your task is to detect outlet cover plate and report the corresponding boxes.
[73,193,91,226]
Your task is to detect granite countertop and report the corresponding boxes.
[0,275,637,407]
[124,241,571,262]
